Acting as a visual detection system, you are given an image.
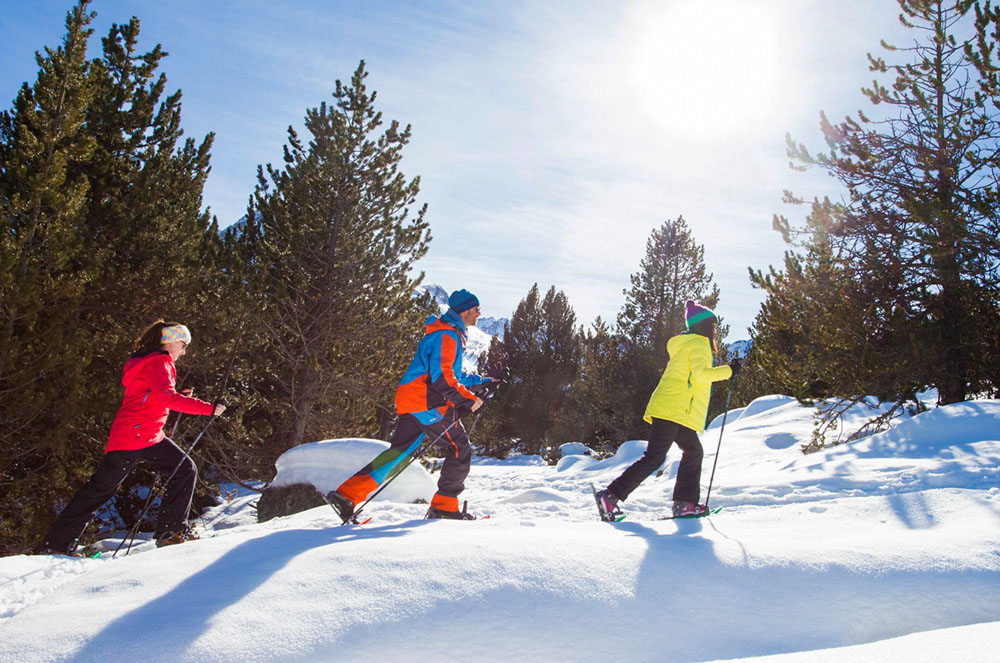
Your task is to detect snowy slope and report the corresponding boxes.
[727,338,752,358]
[464,324,494,370]
[2,397,999,663]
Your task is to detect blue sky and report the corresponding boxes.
[2,1,916,338]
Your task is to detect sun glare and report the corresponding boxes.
[628,2,783,141]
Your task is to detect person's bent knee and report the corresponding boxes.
[684,447,704,461]
[174,456,197,483]
[641,451,668,467]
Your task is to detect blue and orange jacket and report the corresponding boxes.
[395,310,489,415]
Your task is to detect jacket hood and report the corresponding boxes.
[121,350,169,387]
[667,333,709,353]
[425,309,467,336]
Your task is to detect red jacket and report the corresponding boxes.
[106,351,214,452]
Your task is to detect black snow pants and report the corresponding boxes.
[607,417,704,504]
[391,408,472,503]
[42,438,196,552]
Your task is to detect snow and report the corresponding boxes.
[2,396,999,662]
[465,324,493,369]
[559,441,594,456]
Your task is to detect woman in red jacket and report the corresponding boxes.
[38,321,226,555]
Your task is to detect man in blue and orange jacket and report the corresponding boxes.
[329,289,493,521]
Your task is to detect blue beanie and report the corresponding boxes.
[448,289,480,313]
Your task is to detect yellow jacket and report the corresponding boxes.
[643,333,732,433]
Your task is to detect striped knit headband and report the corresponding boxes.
[161,324,192,345]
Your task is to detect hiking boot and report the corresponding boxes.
[596,489,624,522]
[425,506,476,520]
[156,531,187,548]
[156,525,198,548]
[326,491,355,524]
[672,501,708,518]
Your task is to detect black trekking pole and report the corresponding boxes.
[113,343,239,557]
[166,384,200,439]
[114,413,221,556]
[343,382,497,525]
[466,409,484,437]
[464,379,500,438]
[343,415,465,525]
[704,377,736,510]
[168,410,182,440]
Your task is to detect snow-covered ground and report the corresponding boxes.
[2,395,999,662]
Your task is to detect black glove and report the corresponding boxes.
[484,380,501,399]
[729,358,742,378]
[469,379,501,400]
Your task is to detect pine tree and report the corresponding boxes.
[613,217,724,440]
[617,217,720,351]
[561,317,631,449]
[479,284,581,458]
[0,0,96,555]
[230,61,431,469]
[756,0,1000,429]
[76,12,217,339]
[71,14,222,526]
[1,1,225,553]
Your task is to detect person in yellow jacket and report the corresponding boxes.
[596,300,740,520]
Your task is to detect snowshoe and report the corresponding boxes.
[671,501,709,518]
[592,484,625,522]
[33,544,82,558]
[425,501,477,520]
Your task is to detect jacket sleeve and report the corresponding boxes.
[459,371,491,387]
[689,341,733,384]
[428,333,477,408]
[148,356,215,415]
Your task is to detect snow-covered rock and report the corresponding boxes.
[270,438,436,503]
[416,283,450,308]
[728,338,752,358]
[475,316,507,339]
[554,439,669,478]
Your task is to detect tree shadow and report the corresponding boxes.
[72,520,425,661]
[764,432,798,449]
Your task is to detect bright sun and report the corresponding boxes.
[628,2,783,141]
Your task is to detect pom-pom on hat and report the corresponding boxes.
[685,300,717,329]
[448,289,480,313]
[161,324,192,345]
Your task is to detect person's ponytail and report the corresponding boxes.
[132,319,183,355]
[688,318,717,354]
